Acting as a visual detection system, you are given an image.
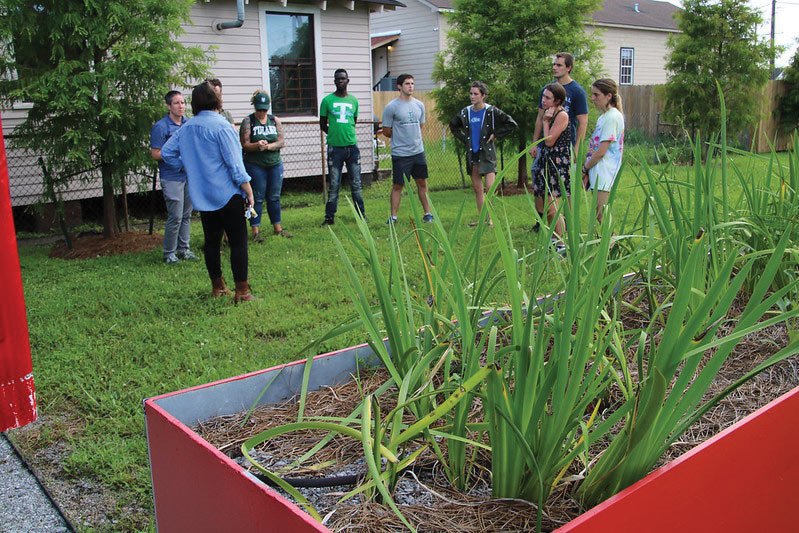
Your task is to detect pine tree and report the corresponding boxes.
[0,0,210,238]
[662,0,770,141]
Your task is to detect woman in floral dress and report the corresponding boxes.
[530,82,571,252]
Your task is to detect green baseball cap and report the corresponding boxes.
[253,93,270,110]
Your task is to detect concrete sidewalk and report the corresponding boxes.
[0,434,70,533]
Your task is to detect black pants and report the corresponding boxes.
[200,194,248,283]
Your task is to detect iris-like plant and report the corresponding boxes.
[578,227,799,506]
[238,91,799,528]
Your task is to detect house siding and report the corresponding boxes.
[370,1,444,91]
[4,0,378,206]
[179,0,265,123]
[588,25,676,85]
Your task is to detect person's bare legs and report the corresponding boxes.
[595,190,610,223]
[471,165,485,213]
[534,195,546,225]
[415,178,430,214]
[390,183,404,218]
[483,171,495,224]
[546,195,566,240]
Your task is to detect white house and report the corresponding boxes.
[589,0,681,85]
[369,0,681,91]
[4,0,402,208]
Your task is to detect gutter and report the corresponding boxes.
[216,0,245,30]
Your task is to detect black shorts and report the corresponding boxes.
[392,153,429,185]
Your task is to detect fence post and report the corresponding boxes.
[149,168,158,235]
[320,128,327,204]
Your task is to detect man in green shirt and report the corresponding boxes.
[319,68,365,225]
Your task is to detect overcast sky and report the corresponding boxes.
[662,0,797,68]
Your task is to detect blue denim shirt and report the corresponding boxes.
[161,111,251,212]
[150,114,187,183]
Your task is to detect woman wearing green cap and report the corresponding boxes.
[239,89,291,240]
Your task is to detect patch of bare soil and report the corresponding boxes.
[195,293,798,532]
[497,180,534,197]
[49,231,162,259]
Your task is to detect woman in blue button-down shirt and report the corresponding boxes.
[161,82,259,303]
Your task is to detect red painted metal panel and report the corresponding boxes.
[0,114,37,431]
[145,400,326,533]
[558,386,799,532]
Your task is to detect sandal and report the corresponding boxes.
[253,232,264,243]
[275,230,293,238]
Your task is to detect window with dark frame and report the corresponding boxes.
[266,12,317,116]
[619,48,634,85]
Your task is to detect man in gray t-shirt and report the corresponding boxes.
[381,74,433,224]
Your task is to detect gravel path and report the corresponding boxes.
[0,434,70,533]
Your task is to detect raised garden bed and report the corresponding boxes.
[145,317,799,531]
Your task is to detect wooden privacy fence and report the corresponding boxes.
[618,84,668,138]
[376,82,792,153]
[755,81,790,153]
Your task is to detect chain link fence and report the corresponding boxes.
[7,116,491,234]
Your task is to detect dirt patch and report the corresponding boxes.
[497,180,534,196]
[49,231,163,259]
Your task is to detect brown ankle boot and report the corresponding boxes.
[234,281,262,304]
[211,277,233,297]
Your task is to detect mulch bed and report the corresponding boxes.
[49,231,162,259]
[497,180,534,197]
[194,289,798,532]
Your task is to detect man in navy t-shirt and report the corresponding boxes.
[531,52,588,157]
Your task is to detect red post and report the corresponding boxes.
[0,113,37,431]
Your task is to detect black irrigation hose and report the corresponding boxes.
[255,471,366,488]
[253,463,429,489]
[2,432,77,532]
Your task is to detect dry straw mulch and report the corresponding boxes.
[194,294,798,532]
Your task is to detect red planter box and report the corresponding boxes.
[145,343,799,532]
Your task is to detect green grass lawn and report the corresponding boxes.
[12,148,794,530]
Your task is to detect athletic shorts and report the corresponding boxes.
[468,151,496,175]
[392,152,429,185]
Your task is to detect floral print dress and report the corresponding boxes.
[532,109,572,198]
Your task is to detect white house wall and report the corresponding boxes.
[4,103,110,207]
[370,1,444,91]
[3,0,378,206]
[589,25,676,85]
[183,1,375,179]
[180,1,265,122]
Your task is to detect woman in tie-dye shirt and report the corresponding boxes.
[582,78,624,224]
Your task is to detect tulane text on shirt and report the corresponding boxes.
[253,124,277,136]
[332,102,354,122]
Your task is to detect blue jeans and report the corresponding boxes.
[161,179,192,257]
[244,161,283,227]
[325,145,365,220]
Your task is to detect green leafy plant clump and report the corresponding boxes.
[243,105,799,529]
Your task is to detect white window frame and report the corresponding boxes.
[619,47,634,86]
[258,2,324,120]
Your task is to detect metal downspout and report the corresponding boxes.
[216,0,245,30]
